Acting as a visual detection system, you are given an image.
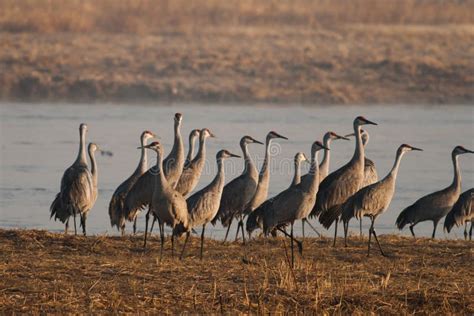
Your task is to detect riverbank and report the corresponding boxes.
[0,229,472,313]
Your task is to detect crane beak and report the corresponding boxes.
[410,146,423,151]
[210,132,217,138]
[229,153,241,158]
[344,132,355,138]
[275,132,289,140]
[253,139,264,145]
[464,148,474,154]
[335,133,350,141]
[363,118,378,125]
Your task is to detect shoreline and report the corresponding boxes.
[1,229,472,313]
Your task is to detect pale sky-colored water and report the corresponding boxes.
[0,103,473,240]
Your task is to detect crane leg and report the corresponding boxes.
[302,219,305,240]
[223,218,233,243]
[200,224,206,260]
[73,210,77,236]
[120,224,125,237]
[144,210,150,249]
[240,218,246,245]
[171,233,175,258]
[159,222,165,260]
[133,216,137,235]
[305,219,321,237]
[332,219,338,247]
[369,218,386,257]
[277,227,303,255]
[235,218,243,242]
[367,220,373,256]
[180,232,190,260]
[409,224,416,238]
[343,220,349,247]
[359,218,363,238]
[470,222,473,241]
[463,223,468,240]
[290,223,295,268]
[65,219,69,234]
[431,220,438,239]
[80,213,87,236]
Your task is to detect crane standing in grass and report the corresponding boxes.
[340,144,422,255]
[396,146,474,239]
[50,123,94,236]
[312,116,378,246]
[263,141,327,267]
[178,150,241,260]
[109,130,156,235]
[140,141,190,258]
[212,136,263,243]
[444,188,473,240]
[124,113,184,236]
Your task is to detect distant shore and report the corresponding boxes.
[1,24,473,105]
[1,229,472,313]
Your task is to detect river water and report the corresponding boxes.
[0,103,473,239]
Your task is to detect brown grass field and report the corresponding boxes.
[1,0,474,104]
[0,229,472,314]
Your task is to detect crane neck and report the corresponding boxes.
[185,134,197,164]
[75,128,88,166]
[211,157,226,188]
[319,136,332,178]
[385,149,405,182]
[259,137,272,178]
[170,121,183,158]
[451,153,461,190]
[241,142,255,174]
[154,149,169,193]
[302,149,320,193]
[195,134,207,161]
[88,148,98,187]
[136,135,148,175]
[291,158,302,187]
[351,124,365,166]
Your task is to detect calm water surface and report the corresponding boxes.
[0,103,473,239]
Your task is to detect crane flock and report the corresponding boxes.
[50,114,473,263]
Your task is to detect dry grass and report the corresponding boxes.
[1,0,473,34]
[0,229,472,314]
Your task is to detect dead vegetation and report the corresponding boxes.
[0,229,472,314]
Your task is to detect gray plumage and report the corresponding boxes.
[108,131,155,234]
[444,188,473,240]
[141,141,189,256]
[396,146,474,239]
[211,136,263,239]
[178,150,241,259]
[246,152,309,236]
[175,128,215,197]
[312,116,378,246]
[50,123,94,235]
[123,113,185,222]
[340,144,422,254]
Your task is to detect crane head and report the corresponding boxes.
[354,116,377,126]
[399,144,423,153]
[79,123,88,133]
[88,143,99,152]
[217,150,241,159]
[190,129,200,139]
[142,130,157,140]
[138,141,161,152]
[453,145,474,156]
[312,140,328,153]
[326,131,350,141]
[201,128,216,139]
[241,136,263,146]
[174,113,183,123]
[268,131,288,140]
[295,152,310,164]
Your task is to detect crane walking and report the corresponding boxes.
[109,130,156,235]
[396,146,474,239]
[341,144,422,255]
[211,136,263,244]
[50,123,94,236]
[178,150,241,260]
[444,188,473,240]
[312,116,378,246]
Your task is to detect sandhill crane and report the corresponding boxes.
[139,141,189,258]
[123,113,184,233]
[301,131,349,238]
[175,128,216,196]
[313,116,378,247]
[109,131,156,235]
[211,136,263,243]
[340,144,422,255]
[396,146,474,239]
[241,131,288,237]
[50,123,93,235]
[341,129,379,239]
[444,188,473,240]
[263,141,327,267]
[79,142,99,236]
[246,152,309,238]
[178,150,241,259]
